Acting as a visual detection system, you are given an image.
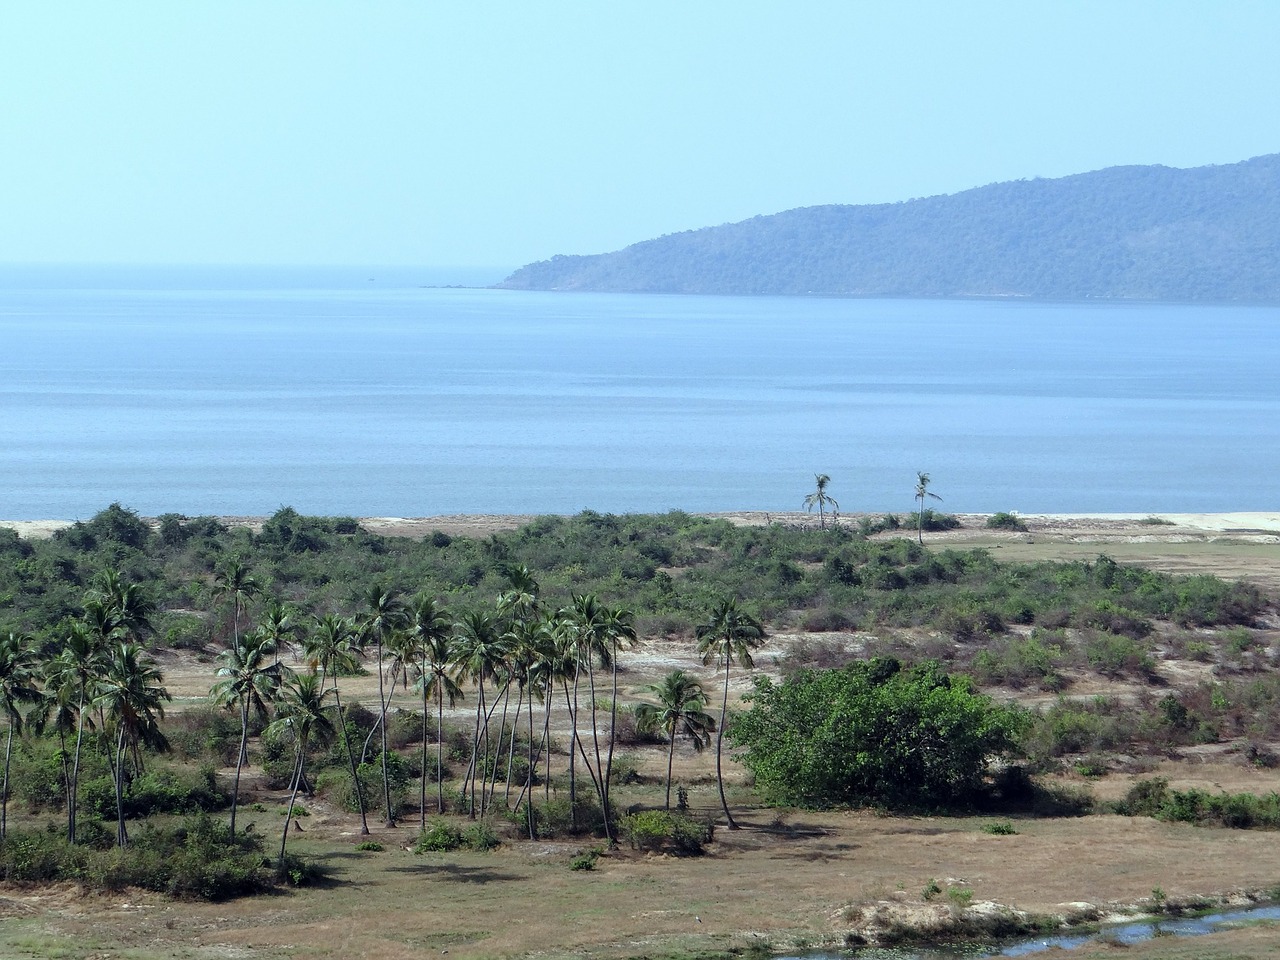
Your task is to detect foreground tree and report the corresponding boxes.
[803,473,839,529]
[0,632,41,840]
[634,669,715,810]
[97,642,171,847]
[359,584,407,827]
[729,658,1023,809]
[267,672,335,864]
[914,471,942,545]
[211,629,287,836]
[304,614,370,834]
[695,598,765,830]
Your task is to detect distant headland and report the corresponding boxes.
[497,154,1280,301]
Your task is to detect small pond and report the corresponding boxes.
[778,903,1280,959]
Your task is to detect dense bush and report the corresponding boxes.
[729,658,1024,810]
[0,815,281,899]
[986,512,1028,532]
[1112,778,1280,829]
[620,810,714,855]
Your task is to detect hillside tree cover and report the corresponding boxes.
[499,154,1280,301]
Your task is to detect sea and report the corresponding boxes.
[1,265,1278,521]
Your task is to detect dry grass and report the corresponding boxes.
[3,515,1279,959]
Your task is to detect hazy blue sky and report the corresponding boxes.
[2,1,1276,275]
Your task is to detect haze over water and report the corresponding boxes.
[2,270,1277,520]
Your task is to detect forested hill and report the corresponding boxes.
[498,154,1280,300]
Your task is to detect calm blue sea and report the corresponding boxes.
[1,267,1277,520]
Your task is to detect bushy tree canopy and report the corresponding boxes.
[728,658,1024,810]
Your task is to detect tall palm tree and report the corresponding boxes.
[803,473,839,530]
[454,609,509,817]
[266,672,335,863]
[212,558,259,646]
[258,599,300,666]
[304,614,370,834]
[695,598,765,830]
[45,617,111,843]
[211,628,288,836]
[96,642,171,847]
[0,632,42,840]
[634,670,715,811]
[359,584,407,827]
[406,595,457,825]
[914,471,942,545]
[600,604,637,820]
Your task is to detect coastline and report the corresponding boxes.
[5,511,1279,541]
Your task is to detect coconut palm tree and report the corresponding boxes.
[212,558,259,646]
[91,567,155,643]
[914,471,942,545]
[96,642,171,847]
[634,670,715,810]
[45,617,111,843]
[303,613,370,834]
[453,609,509,817]
[803,473,839,530]
[0,632,42,840]
[358,584,408,827]
[266,672,335,863]
[258,599,300,667]
[412,599,463,816]
[695,598,765,830]
[211,628,288,836]
[600,604,637,819]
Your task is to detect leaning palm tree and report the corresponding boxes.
[359,584,408,827]
[803,473,839,530]
[266,672,335,864]
[453,609,509,817]
[634,670,715,811]
[96,642,171,847]
[0,632,42,840]
[303,613,370,834]
[914,471,942,545]
[600,604,637,820]
[695,598,765,830]
[211,628,288,836]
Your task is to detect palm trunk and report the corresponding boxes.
[114,726,129,848]
[436,679,446,813]
[331,681,370,835]
[715,649,738,830]
[604,657,620,821]
[420,682,430,831]
[664,730,678,811]
[376,636,395,827]
[229,697,249,835]
[1,721,14,841]
[279,741,305,862]
[68,696,86,844]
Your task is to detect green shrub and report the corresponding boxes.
[414,820,463,852]
[986,512,1028,532]
[355,840,384,852]
[620,810,714,855]
[982,821,1018,835]
[569,847,602,871]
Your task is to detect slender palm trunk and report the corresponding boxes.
[715,649,738,830]
[436,681,447,813]
[68,696,86,844]
[419,683,430,831]
[279,742,306,862]
[376,637,395,827]
[604,658,620,820]
[541,692,553,803]
[114,726,129,848]
[331,682,370,835]
[503,684,521,805]
[664,729,677,811]
[2,722,14,841]
[229,697,249,835]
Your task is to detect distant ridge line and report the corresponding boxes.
[497,154,1280,301]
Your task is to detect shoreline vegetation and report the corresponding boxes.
[1,505,1279,959]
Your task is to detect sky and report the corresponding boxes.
[1,1,1278,277]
